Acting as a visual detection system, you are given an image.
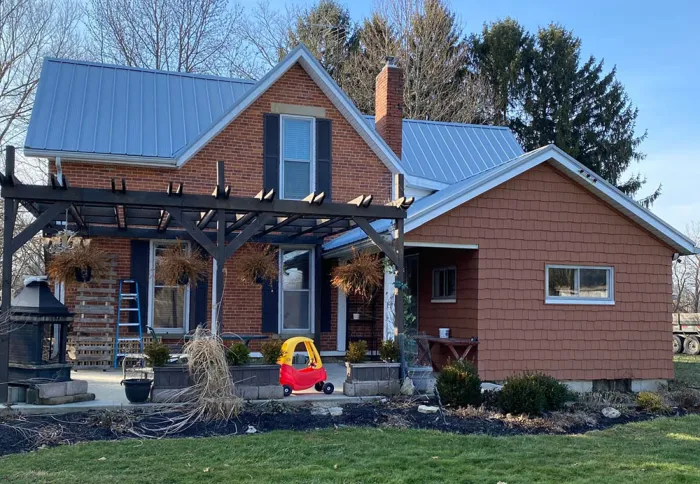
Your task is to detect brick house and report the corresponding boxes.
[23,45,698,389]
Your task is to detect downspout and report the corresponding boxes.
[55,156,63,186]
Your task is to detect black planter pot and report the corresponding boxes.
[121,378,152,403]
[178,273,189,285]
[75,266,92,283]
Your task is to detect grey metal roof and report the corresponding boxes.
[364,116,523,185]
[25,58,255,160]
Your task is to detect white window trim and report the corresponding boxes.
[545,264,615,305]
[278,246,315,334]
[279,114,316,200]
[431,266,457,303]
[148,240,191,334]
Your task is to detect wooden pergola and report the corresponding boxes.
[0,146,412,402]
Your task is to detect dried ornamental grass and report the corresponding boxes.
[331,249,383,300]
[156,242,208,286]
[239,244,278,285]
[46,241,108,285]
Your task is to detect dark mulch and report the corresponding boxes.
[0,399,671,457]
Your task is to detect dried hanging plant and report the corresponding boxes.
[331,249,383,301]
[46,239,109,285]
[238,244,278,285]
[156,242,208,286]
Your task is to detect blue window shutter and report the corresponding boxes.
[316,118,332,201]
[320,257,332,332]
[129,240,150,331]
[261,250,279,333]
[263,114,280,193]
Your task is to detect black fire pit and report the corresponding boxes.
[8,278,73,382]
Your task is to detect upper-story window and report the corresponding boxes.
[545,265,614,305]
[281,115,315,200]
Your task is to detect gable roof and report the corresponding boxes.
[25,45,411,178]
[324,144,699,256]
[363,116,523,188]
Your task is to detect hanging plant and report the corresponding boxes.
[239,244,278,285]
[156,242,208,286]
[46,234,108,285]
[331,249,383,301]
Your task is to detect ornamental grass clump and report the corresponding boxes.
[436,360,482,408]
[46,240,108,285]
[156,242,208,286]
[239,244,278,285]
[331,249,383,300]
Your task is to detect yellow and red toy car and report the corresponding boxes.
[278,337,334,397]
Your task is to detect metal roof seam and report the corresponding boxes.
[58,63,76,150]
[424,122,457,182]
[436,124,467,180]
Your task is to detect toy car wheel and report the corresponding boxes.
[323,382,334,395]
[314,381,324,392]
[283,385,293,397]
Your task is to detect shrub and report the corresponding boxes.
[669,388,700,410]
[144,341,170,367]
[499,373,571,415]
[637,391,667,413]
[226,342,251,366]
[436,360,482,408]
[346,340,368,363]
[379,339,400,362]
[261,339,284,364]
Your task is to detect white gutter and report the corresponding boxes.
[23,148,178,167]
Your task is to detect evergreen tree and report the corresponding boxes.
[472,21,656,204]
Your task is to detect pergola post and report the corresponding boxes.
[214,209,226,336]
[1,146,16,403]
[394,173,406,377]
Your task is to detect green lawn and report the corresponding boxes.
[674,354,700,388]
[2,416,700,483]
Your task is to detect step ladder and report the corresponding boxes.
[113,279,143,368]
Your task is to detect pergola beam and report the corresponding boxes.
[352,216,400,267]
[223,214,273,261]
[1,185,405,219]
[168,207,217,257]
[10,202,70,253]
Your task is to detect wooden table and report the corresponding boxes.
[412,335,478,371]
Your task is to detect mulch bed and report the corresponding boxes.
[0,399,674,457]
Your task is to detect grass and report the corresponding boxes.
[674,354,700,388]
[1,416,700,483]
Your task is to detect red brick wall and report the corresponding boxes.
[407,162,674,382]
[417,248,478,367]
[55,63,393,351]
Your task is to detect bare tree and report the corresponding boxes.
[85,0,242,75]
[673,222,700,313]
[229,1,297,79]
[0,0,83,301]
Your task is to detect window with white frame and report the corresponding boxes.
[279,249,313,332]
[546,265,614,304]
[281,115,315,200]
[432,267,456,302]
[150,241,190,332]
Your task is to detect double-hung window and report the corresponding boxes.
[281,115,315,200]
[546,265,614,304]
[432,267,456,302]
[150,241,190,333]
[279,249,313,332]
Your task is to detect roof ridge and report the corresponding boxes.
[42,57,256,84]
[361,113,511,131]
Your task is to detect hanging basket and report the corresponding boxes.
[156,242,208,287]
[46,238,108,285]
[331,249,383,301]
[239,245,278,286]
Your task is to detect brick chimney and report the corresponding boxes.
[375,56,403,157]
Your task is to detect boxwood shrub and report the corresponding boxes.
[499,373,571,415]
[436,360,482,407]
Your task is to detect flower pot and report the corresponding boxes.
[352,313,361,320]
[121,378,152,403]
[75,266,92,283]
[177,273,189,285]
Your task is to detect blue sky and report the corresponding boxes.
[260,0,699,233]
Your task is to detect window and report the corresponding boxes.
[432,267,456,302]
[546,265,614,304]
[281,116,315,200]
[279,249,313,332]
[149,241,190,332]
